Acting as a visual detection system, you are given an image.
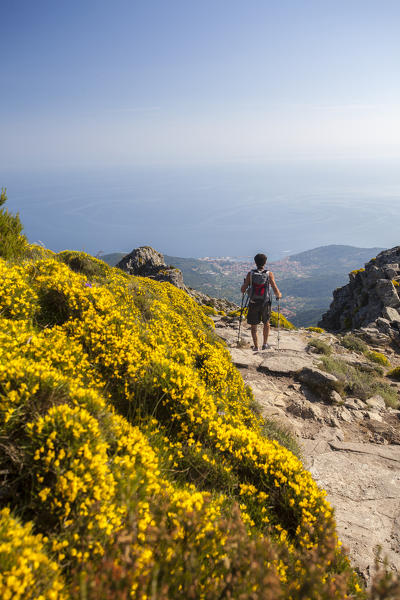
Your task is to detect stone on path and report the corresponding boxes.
[305,440,400,582]
[259,353,314,376]
[298,366,340,394]
[229,348,313,375]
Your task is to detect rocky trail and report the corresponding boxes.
[214,316,400,584]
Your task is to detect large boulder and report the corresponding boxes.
[117,246,164,275]
[117,246,186,288]
[297,366,341,396]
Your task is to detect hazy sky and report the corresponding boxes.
[2,0,400,168]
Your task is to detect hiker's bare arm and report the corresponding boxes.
[269,271,282,299]
[241,272,250,294]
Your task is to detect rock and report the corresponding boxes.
[319,246,400,332]
[259,354,313,376]
[329,390,343,404]
[229,348,260,370]
[358,327,391,347]
[334,406,353,423]
[333,427,345,441]
[189,288,239,313]
[344,397,365,410]
[363,411,383,423]
[375,279,400,308]
[117,246,186,288]
[262,406,287,419]
[376,317,392,335]
[288,383,301,391]
[298,367,340,395]
[287,400,323,421]
[383,306,400,323]
[384,266,399,279]
[117,246,165,275]
[366,395,386,411]
[310,441,400,582]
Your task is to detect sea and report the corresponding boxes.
[2,159,400,259]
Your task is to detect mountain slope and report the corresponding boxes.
[0,247,367,598]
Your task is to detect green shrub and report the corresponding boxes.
[57,250,112,281]
[261,418,303,461]
[307,338,332,355]
[202,305,218,316]
[24,243,54,261]
[363,350,391,367]
[340,334,368,353]
[306,326,325,333]
[320,356,398,407]
[387,366,400,381]
[0,188,27,260]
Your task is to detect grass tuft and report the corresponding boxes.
[340,334,368,353]
[320,356,398,408]
[307,338,332,355]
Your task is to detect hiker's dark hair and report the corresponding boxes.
[254,253,267,268]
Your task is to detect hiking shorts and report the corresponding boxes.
[247,300,271,325]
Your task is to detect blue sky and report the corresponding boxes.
[2,0,400,167]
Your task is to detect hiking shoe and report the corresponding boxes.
[262,343,270,350]
[252,346,259,352]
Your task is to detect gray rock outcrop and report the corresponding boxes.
[117,246,239,313]
[117,246,186,288]
[319,246,400,342]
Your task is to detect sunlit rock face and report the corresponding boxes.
[319,246,400,344]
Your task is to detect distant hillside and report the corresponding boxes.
[271,245,385,326]
[101,252,125,266]
[285,244,384,271]
[102,245,385,326]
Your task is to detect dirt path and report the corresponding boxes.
[215,317,400,583]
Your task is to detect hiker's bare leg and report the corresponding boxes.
[251,325,258,348]
[263,321,270,345]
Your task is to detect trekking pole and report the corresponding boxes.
[237,293,245,347]
[277,298,281,351]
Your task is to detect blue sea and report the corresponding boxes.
[1,159,400,259]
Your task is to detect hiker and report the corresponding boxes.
[241,253,282,351]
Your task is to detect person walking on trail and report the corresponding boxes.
[241,253,282,351]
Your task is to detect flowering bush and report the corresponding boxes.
[387,366,400,380]
[363,350,391,367]
[0,508,65,600]
[0,251,366,598]
[306,326,325,333]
